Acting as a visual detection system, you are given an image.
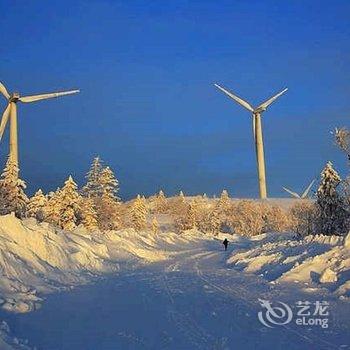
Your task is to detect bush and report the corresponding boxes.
[262,204,291,233]
[228,200,265,236]
[168,197,188,217]
[289,201,317,237]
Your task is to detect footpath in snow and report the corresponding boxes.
[0,215,349,349]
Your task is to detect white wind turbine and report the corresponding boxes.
[0,81,79,166]
[283,179,315,199]
[214,83,288,199]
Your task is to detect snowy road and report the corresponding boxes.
[3,238,350,350]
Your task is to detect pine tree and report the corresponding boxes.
[44,188,62,226]
[58,176,81,231]
[316,162,347,235]
[176,190,186,208]
[154,190,167,213]
[215,189,231,220]
[82,158,121,231]
[208,206,221,235]
[183,200,199,230]
[169,190,187,217]
[0,156,28,217]
[27,189,47,221]
[79,197,98,231]
[217,190,230,208]
[152,216,159,234]
[100,166,119,200]
[95,192,121,230]
[179,191,185,202]
[131,195,148,231]
[82,157,104,198]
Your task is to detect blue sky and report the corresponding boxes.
[0,0,349,199]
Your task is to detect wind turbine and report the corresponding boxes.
[283,179,315,199]
[0,81,79,166]
[214,83,288,199]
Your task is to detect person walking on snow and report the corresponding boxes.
[223,238,228,251]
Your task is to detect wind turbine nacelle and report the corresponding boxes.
[10,92,20,102]
[254,107,267,114]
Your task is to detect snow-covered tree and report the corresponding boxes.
[100,166,119,200]
[179,191,185,202]
[82,157,104,198]
[58,176,81,231]
[27,189,47,221]
[168,190,187,217]
[130,195,148,231]
[82,158,121,231]
[151,217,159,234]
[334,127,350,219]
[334,127,350,163]
[154,190,167,213]
[175,191,186,208]
[229,200,264,236]
[95,193,121,230]
[44,188,62,226]
[207,206,221,235]
[217,190,230,209]
[212,189,231,226]
[0,156,28,218]
[182,200,199,230]
[79,197,98,231]
[262,204,291,233]
[316,162,347,235]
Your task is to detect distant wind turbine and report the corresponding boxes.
[214,83,288,199]
[0,81,79,166]
[283,179,315,199]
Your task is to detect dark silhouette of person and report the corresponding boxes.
[223,238,228,251]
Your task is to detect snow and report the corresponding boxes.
[227,231,350,298]
[0,215,174,314]
[0,215,349,349]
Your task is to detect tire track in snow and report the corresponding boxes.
[159,250,229,349]
[194,255,340,350]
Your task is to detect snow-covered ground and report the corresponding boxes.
[0,214,349,349]
[227,232,350,299]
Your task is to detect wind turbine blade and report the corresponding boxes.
[257,88,288,111]
[282,187,301,199]
[0,104,11,140]
[301,179,315,199]
[0,82,10,99]
[214,84,254,112]
[19,89,80,103]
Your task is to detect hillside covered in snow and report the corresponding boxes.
[0,213,349,349]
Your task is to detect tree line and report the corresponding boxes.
[0,127,349,237]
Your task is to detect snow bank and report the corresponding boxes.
[0,214,206,347]
[0,321,32,350]
[0,214,197,314]
[227,231,350,299]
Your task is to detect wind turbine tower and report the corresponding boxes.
[215,84,287,199]
[0,81,79,166]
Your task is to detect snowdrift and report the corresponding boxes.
[227,231,350,298]
[0,214,198,314]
